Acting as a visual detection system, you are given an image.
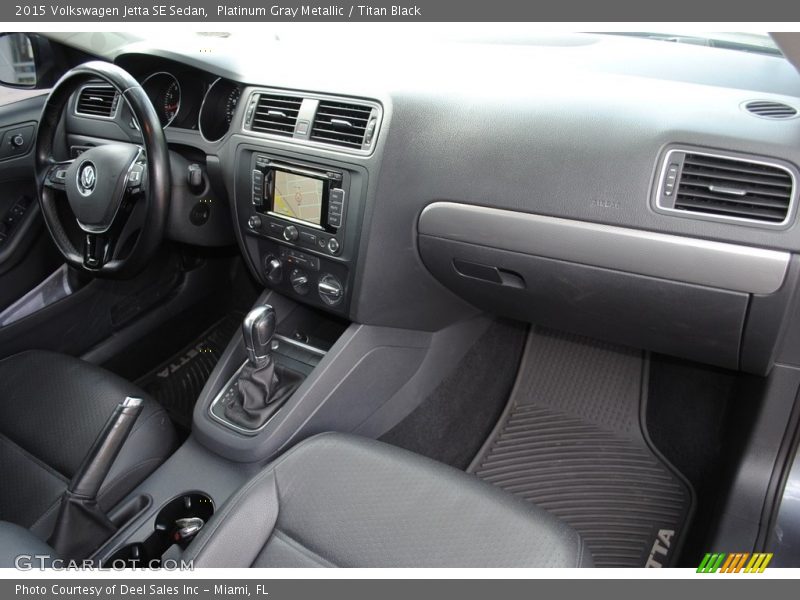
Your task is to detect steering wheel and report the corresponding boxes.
[35,61,170,276]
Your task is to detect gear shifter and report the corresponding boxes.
[224,305,301,430]
[242,305,276,367]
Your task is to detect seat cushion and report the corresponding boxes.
[0,350,177,535]
[184,433,592,567]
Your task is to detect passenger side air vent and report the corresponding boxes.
[248,93,302,136]
[311,100,377,150]
[75,86,119,118]
[745,100,798,119]
[657,150,796,226]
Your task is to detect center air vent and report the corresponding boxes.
[311,100,377,150]
[745,100,798,119]
[657,150,796,226]
[248,93,302,136]
[75,86,119,118]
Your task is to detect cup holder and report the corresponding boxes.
[105,492,214,568]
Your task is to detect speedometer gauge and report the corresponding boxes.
[224,87,241,125]
[163,80,180,124]
[141,72,181,127]
[199,78,243,142]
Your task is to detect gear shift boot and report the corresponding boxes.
[224,361,303,429]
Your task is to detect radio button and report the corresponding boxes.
[330,188,345,203]
[328,214,342,228]
[283,225,299,242]
[300,231,317,246]
[268,222,284,236]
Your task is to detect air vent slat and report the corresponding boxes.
[680,181,791,201]
[681,168,792,190]
[76,86,118,119]
[674,197,787,222]
[248,94,301,137]
[676,187,789,210]
[745,100,798,119]
[311,100,374,150]
[667,151,795,225]
[683,157,791,179]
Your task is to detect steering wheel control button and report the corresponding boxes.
[127,165,143,187]
[283,225,299,242]
[248,215,262,230]
[327,238,341,254]
[318,274,344,306]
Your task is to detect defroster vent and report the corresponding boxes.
[657,149,797,226]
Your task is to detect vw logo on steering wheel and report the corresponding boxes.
[77,161,97,196]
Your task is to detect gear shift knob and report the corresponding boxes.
[243,305,277,367]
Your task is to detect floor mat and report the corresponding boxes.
[468,329,694,568]
[135,313,242,429]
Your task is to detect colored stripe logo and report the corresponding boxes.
[697,553,773,573]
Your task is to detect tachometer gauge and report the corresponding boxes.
[141,72,181,127]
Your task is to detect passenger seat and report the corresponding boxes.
[183,433,592,568]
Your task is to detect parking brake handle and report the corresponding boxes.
[48,397,144,559]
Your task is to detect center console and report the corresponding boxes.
[233,145,368,317]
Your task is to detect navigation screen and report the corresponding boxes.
[271,170,324,225]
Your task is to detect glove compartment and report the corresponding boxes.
[418,202,791,370]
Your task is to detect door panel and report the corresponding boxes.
[0,89,61,311]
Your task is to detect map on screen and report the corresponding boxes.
[272,170,324,225]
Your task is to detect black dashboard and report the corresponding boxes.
[53,32,800,376]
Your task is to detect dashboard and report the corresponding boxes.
[54,31,800,377]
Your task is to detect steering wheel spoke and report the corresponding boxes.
[82,232,111,270]
[42,160,74,191]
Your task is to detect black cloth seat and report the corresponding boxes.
[183,433,593,568]
[0,350,177,538]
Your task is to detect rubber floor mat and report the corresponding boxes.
[469,329,694,568]
[135,313,242,429]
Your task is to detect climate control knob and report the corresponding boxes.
[264,256,283,285]
[282,225,299,242]
[317,274,344,307]
[289,268,311,296]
